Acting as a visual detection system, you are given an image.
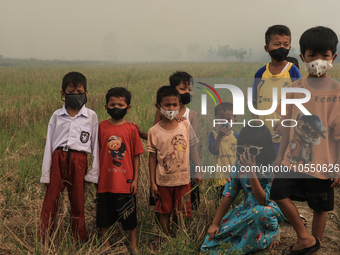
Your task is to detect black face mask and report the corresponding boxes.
[269,47,289,62]
[180,92,193,105]
[107,107,128,120]
[62,92,87,109]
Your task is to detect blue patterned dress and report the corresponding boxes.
[201,161,284,254]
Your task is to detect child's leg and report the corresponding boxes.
[154,185,175,240]
[100,227,111,250]
[67,151,88,242]
[310,210,327,255]
[129,227,138,253]
[39,149,67,240]
[275,198,316,250]
[312,210,327,241]
[159,213,171,237]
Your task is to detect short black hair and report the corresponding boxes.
[286,56,300,69]
[169,71,192,87]
[62,72,87,92]
[214,102,234,117]
[299,26,338,56]
[237,125,276,167]
[106,87,131,105]
[265,25,291,46]
[156,86,181,105]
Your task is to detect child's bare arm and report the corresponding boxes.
[274,121,290,168]
[128,121,147,140]
[207,196,235,239]
[239,151,266,205]
[153,109,162,126]
[131,155,140,195]
[149,152,158,197]
[190,110,198,136]
[212,127,230,154]
[331,140,340,188]
[273,117,285,136]
[190,145,202,183]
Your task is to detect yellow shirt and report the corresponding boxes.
[253,62,301,143]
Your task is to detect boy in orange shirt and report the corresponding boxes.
[271,26,340,255]
[148,86,201,241]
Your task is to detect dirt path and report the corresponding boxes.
[263,189,340,255]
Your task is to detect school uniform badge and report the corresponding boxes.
[80,131,90,143]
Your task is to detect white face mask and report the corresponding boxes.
[303,58,333,77]
[159,105,178,121]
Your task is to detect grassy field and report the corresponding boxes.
[1,61,340,254]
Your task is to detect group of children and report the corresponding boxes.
[39,24,340,255]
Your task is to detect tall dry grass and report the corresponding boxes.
[2,62,340,254]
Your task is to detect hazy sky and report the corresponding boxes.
[1,0,340,62]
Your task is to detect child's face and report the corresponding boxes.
[216,109,236,123]
[105,96,130,111]
[61,83,86,97]
[175,82,193,96]
[301,49,335,63]
[237,143,262,160]
[265,34,291,53]
[158,95,180,111]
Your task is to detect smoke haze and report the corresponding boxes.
[1,0,339,62]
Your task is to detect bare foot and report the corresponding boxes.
[292,234,316,251]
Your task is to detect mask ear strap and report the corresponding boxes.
[61,96,65,102]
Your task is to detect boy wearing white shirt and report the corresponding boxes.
[39,72,100,243]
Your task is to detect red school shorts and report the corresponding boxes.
[155,183,191,218]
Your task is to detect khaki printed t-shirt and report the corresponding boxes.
[147,120,198,187]
[277,78,340,179]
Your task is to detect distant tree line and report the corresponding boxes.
[207,45,251,61]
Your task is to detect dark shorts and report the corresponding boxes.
[97,193,137,230]
[270,171,334,211]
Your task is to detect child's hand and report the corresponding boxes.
[131,180,138,195]
[217,126,229,138]
[207,223,220,240]
[128,121,141,132]
[269,240,279,248]
[331,178,340,188]
[84,181,92,186]
[273,122,283,137]
[150,183,158,198]
[44,183,49,192]
[273,156,283,169]
[195,177,203,185]
[175,116,187,123]
[238,150,256,169]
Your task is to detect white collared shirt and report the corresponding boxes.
[40,104,100,184]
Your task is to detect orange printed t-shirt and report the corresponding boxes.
[277,78,340,179]
[98,120,144,193]
[147,120,198,187]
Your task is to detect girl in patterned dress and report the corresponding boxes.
[201,125,285,254]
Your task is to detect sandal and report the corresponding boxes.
[281,235,320,255]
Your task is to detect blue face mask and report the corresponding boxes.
[62,92,87,109]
